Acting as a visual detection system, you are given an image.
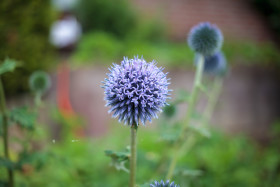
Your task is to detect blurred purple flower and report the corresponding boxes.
[103,56,171,126]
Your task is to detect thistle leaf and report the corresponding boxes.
[0,58,18,75]
[10,107,37,130]
[105,147,130,172]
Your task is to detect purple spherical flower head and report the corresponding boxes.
[188,22,223,56]
[103,56,171,126]
[150,180,180,187]
[195,52,227,75]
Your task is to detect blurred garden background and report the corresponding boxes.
[1,0,280,186]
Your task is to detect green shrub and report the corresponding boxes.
[74,0,137,38]
[72,32,124,64]
[0,0,55,95]
[12,121,280,187]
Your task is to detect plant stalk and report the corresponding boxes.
[202,77,223,126]
[182,54,204,135]
[129,124,137,187]
[0,77,14,187]
[166,55,204,180]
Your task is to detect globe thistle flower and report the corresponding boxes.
[103,56,171,126]
[188,22,223,56]
[195,52,227,75]
[150,180,180,187]
[29,71,51,94]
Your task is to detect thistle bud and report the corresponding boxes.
[188,22,223,56]
[29,71,51,94]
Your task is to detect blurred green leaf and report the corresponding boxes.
[17,151,51,171]
[174,89,191,104]
[177,168,203,177]
[159,122,182,143]
[0,58,18,75]
[10,107,37,130]
[105,147,130,173]
[163,104,177,118]
[189,124,211,138]
[191,111,203,121]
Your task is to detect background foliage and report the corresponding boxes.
[74,0,137,38]
[71,31,280,68]
[0,0,55,95]
[4,118,280,187]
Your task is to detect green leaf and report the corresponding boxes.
[163,104,177,118]
[174,89,191,104]
[17,151,50,171]
[189,124,211,138]
[159,122,182,143]
[10,107,37,130]
[0,58,18,75]
[105,147,130,172]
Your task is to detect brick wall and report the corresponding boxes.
[131,0,273,41]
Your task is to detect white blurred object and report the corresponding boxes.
[51,0,78,11]
[50,16,82,48]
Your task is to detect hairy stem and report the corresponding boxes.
[129,125,137,187]
[166,55,204,180]
[0,77,14,187]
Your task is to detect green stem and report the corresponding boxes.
[166,135,196,180]
[35,92,43,107]
[182,55,204,135]
[202,77,223,126]
[129,125,137,187]
[0,77,14,187]
[166,55,204,180]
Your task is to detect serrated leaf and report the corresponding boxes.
[105,147,130,173]
[0,58,18,75]
[10,107,37,129]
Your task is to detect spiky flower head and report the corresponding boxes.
[29,71,51,94]
[150,180,180,187]
[188,22,223,56]
[103,56,171,126]
[195,52,227,75]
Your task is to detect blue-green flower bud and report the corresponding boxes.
[188,22,223,56]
